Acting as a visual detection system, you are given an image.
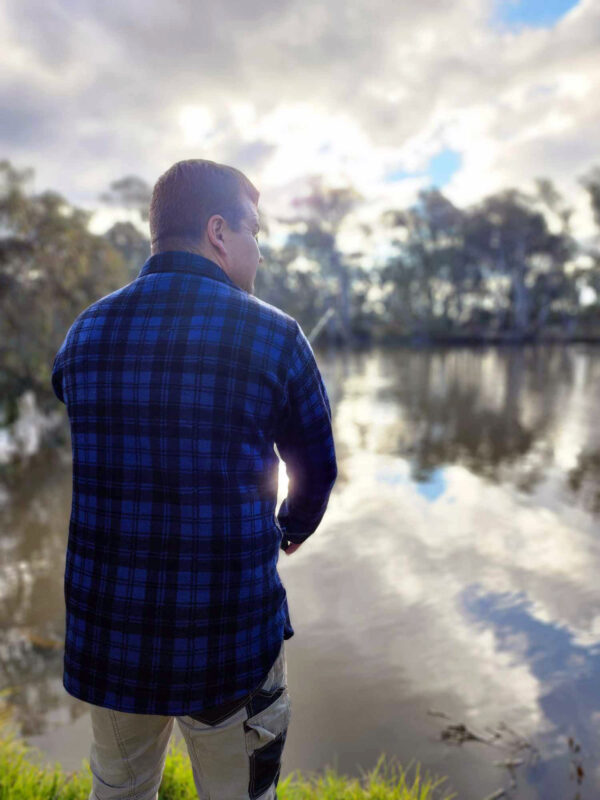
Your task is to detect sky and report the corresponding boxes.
[1,0,599,254]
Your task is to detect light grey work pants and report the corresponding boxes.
[86,640,291,800]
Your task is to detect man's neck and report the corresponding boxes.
[151,241,222,267]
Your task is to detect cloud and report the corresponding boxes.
[1,0,598,240]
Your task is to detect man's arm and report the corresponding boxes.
[275,322,337,547]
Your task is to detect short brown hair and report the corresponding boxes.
[149,159,259,248]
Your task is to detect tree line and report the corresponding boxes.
[1,158,600,421]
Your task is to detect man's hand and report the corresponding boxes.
[283,541,303,555]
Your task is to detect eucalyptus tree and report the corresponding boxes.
[579,166,600,301]
[279,176,364,342]
[98,175,153,276]
[103,221,151,277]
[463,186,577,339]
[380,188,484,337]
[99,175,152,222]
[580,166,600,231]
[0,160,127,419]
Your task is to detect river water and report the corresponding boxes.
[1,344,599,800]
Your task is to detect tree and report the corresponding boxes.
[380,188,484,336]
[280,176,364,341]
[0,160,128,419]
[99,175,152,222]
[580,166,600,231]
[103,221,150,277]
[463,188,576,338]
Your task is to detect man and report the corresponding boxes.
[50,159,338,800]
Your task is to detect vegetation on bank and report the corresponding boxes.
[0,722,456,800]
[2,158,600,424]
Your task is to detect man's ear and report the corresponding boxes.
[206,214,227,255]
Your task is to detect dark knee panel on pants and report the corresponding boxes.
[248,729,287,799]
[244,684,291,800]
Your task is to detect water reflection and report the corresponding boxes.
[0,445,87,737]
[461,583,600,748]
[1,344,599,799]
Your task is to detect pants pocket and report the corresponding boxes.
[244,685,291,800]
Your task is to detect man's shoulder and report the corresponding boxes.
[243,293,299,334]
[63,281,301,349]
[63,283,136,336]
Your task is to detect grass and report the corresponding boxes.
[0,712,457,800]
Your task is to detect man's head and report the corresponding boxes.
[149,159,263,294]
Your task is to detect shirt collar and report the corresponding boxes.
[137,250,241,291]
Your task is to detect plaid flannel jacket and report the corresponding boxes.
[51,250,337,715]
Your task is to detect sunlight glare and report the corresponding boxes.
[179,105,214,145]
[277,456,289,508]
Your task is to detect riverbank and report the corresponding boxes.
[0,721,456,800]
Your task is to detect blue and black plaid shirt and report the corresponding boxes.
[51,250,337,716]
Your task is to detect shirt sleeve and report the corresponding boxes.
[275,322,338,544]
